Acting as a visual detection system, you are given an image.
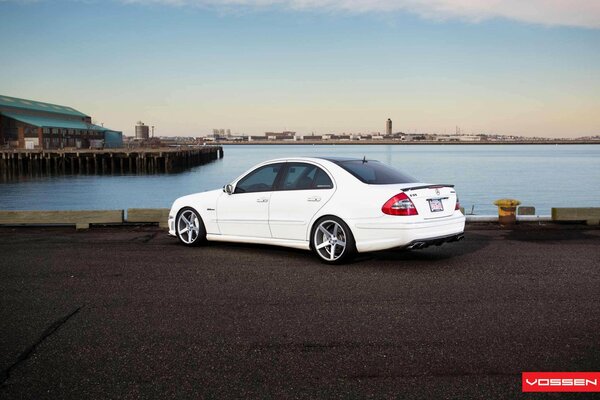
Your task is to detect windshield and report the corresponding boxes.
[335,160,418,185]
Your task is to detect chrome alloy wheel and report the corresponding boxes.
[314,220,347,262]
[177,209,201,244]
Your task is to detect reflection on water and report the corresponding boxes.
[1,144,599,215]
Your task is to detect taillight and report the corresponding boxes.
[382,193,418,216]
[455,197,461,211]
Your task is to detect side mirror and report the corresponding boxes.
[224,184,234,195]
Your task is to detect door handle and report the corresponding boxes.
[256,198,269,203]
[307,196,321,202]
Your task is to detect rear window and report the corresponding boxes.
[336,160,417,185]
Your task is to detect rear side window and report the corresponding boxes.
[313,168,334,189]
[336,160,417,185]
[281,163,334,190]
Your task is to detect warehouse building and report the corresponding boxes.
[0,95,122,149]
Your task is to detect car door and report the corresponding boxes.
[269,162,336,241]
[216,162,284,238]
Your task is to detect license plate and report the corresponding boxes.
[429,199,444,212]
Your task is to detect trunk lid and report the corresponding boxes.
[400,184,457,218]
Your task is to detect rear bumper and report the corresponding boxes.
[348,212,466,252]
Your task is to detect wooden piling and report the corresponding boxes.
[0,146,222,179]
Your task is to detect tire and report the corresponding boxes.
[176,207,206,246]
[311,216,356,264]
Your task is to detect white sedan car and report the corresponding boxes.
[168,157,465,264]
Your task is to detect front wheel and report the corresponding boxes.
[176,207,206,246]
[311,216,356,264]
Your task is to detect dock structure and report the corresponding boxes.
[0,146,223,179]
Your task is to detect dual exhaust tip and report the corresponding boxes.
[407,234,464,250]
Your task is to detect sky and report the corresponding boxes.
[0,0,598,138]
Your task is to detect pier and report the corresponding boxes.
[0,146,223,178]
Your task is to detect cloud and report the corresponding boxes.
[118,0,600,29]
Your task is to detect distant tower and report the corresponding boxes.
[135,121,149,140]
[386,118,392,135]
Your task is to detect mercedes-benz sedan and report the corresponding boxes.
[168,157,465,264]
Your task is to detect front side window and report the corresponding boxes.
[336,160,417,185]
[235,163,283,193]
[281,163,333,190]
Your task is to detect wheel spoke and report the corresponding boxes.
[333,224,338,238]
[337,240,346,247]
[187,229,193,242]
[181,215,190,225]
[179,227,189,234]
[319,226,331,238]
[316,241,329,250]
[329,244,336,260]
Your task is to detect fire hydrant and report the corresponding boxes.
[493,199,521,225]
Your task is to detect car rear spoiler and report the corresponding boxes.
[402,184,455,191]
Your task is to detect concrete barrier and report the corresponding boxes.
[517,206,535,215]
[465,215,552,223]
[127,208,170,228]
[0,210,124,230]
[552,208,600,225]
[0,209,590,229]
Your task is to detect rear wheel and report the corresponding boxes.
[176,207,206,246]
[311,216,356,264]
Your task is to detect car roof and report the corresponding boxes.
[312,156,362,162]
[260,156,365,164]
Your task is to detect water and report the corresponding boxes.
[1,144,598,215]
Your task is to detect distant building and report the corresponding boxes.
[265,131,296,141]
[436,135,459,142]
[210,128,234,141]
[331,134,351,140]
[0,95,122,149]
[386,118,392,135]
[404,133,428,141]
[458,135,481,142]
[135,121,150,140]
[248,135,268,142]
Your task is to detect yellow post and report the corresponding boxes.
[493,199,521,224]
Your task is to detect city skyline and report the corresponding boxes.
[1,0,599,138]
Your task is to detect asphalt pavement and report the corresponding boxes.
[1,224,599,399]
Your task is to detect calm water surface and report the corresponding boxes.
[1,144,599,215]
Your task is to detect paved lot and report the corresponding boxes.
[1,225,599,399]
